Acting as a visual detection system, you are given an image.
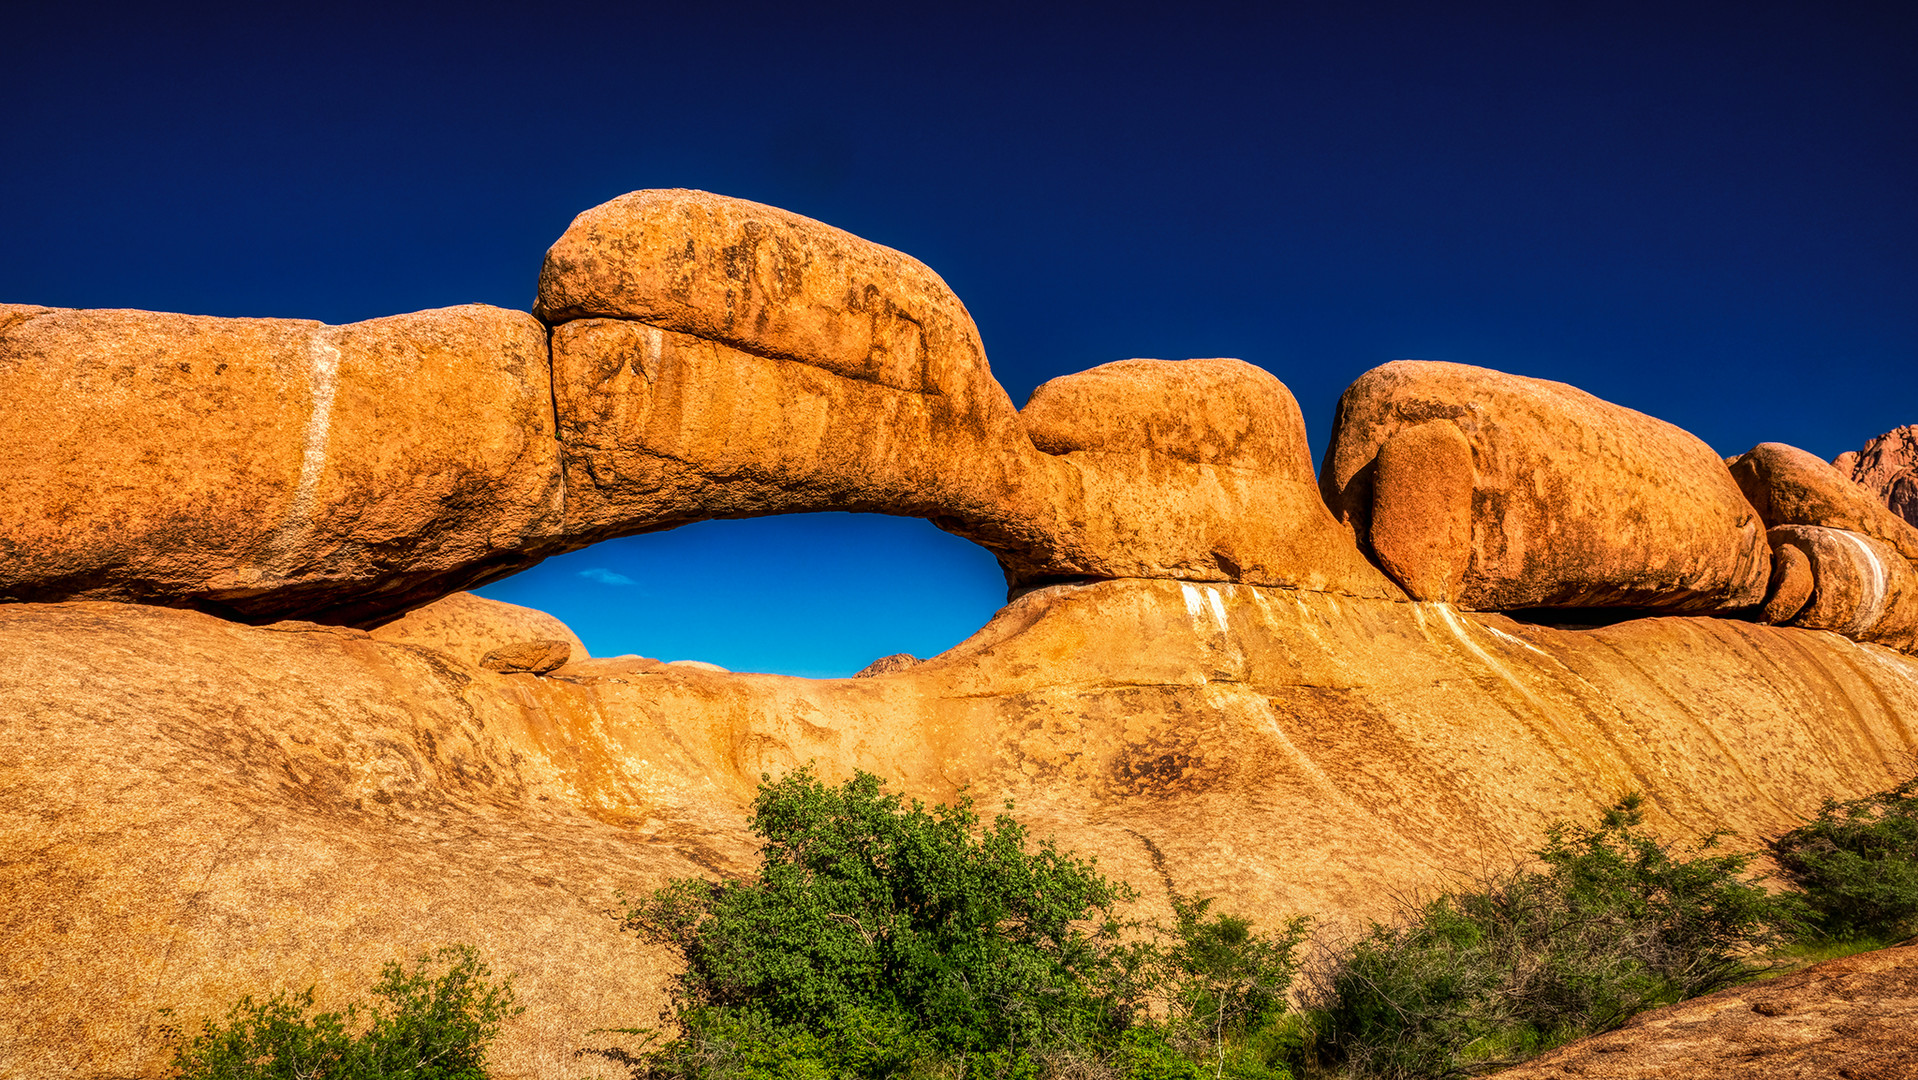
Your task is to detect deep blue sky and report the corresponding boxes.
[7,2,1913,674]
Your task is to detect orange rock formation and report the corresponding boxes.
[4,190,1917,1077]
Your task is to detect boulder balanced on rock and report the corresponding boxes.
[1014,357,1399,595]
[1321,360,1771,612]
[1730,442,1918,566]
[1728,443,1918,652]
[1759,525,1918,654]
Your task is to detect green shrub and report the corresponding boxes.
[166,945,521,1080]
[1311,795,1797,1079]
[1770,772,1918,942]
[620,768,1305,1080]
[1127,894,1309,1078]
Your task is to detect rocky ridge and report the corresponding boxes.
[5,191,1918,1077]
[1837,424,1918,530]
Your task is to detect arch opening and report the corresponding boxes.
[473,513,1008,678]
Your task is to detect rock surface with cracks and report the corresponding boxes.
[1495,943,1918,1079]
[1836,424,1918,529]
[0,304,561,624]
[5,583,1918,1075]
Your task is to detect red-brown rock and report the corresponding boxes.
[1496,943,1918,1079]
[1764,525,1918,653]
[1366,418,1475,603]
[1014,357,1399,595]
[1838,425,1918,529]
[480,639,573,674]
[853,652,921,677]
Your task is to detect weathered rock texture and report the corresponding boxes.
[0,192,1401,624]
[368,591,588,668]
[854,652,921,677]
[1837,424,1918,529]
[481,639,573,674]
[537,189,1035,560]
[6,587,1917,1076]
[9,190,1918,1079]
[1014,357,1395,594]
[1732,442,1918,566]
[1496,943,1918,1079]
[1762,526,1918,654]
[0,305,562,624]
[540,191,1398,598]
[1728,444,1918,652]
[1322,361,1770,612]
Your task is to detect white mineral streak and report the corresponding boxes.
[1204,586,1230,633]
[1834,529,1891,636]
[1181,583,1206,629]
[263,328,343,577]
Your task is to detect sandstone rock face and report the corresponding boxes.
[1022,356,1300,463]
[7,587,1917,1076]
[546,314,1028,550]
[1731,441,1918,565]
[0,305,562,624]
[1323,360,1771,612]
[1365,418,1475,602]
[0,603,697,1080]
[367,591,588,668]
[1496,943,1918,1079]
[481,639,573,675]
[1839,424,1918,529]
[538,189,1037,562]
[0,302,66,332]
[535,189,976,398]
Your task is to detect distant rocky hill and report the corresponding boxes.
[3,191,1916,1077]
[1837,424,1918,529]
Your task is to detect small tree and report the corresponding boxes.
[1150,894,1309,1080]
[624,768,1140,1077]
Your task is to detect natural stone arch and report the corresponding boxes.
[0,191,1398,626]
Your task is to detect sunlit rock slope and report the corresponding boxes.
[6,190,1918,1077]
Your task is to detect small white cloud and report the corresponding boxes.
[578,567,637,586]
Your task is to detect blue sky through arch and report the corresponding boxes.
[474,514,1009,678]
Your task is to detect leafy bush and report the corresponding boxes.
[1125,894,1310,1078]
[166,945,521,1080]
[1311,795,1797,1079]
[620,768,1307,1080]
[1770,771,1918,942]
